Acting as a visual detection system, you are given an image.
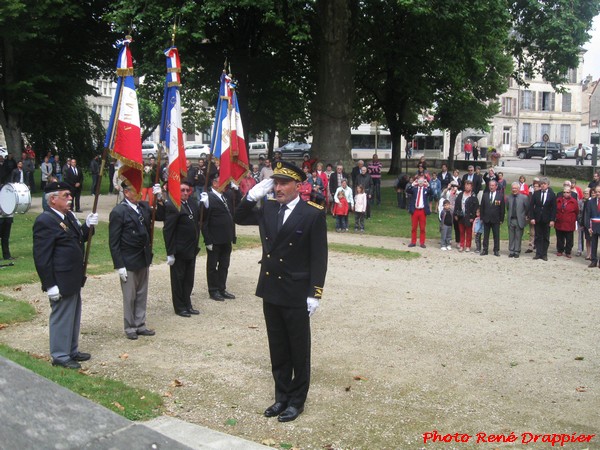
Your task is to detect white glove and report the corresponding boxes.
[307,297,320,317]
[152,183,162,197]
[47,285,61,302]
[117,267,128,282]
[167,255,175,266]
[230,181,239,190]
[85,213,99,227]
[206,244,213,251]
[247,178,274,201]
[200,192,209,208]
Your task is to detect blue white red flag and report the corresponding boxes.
[210,71,249,192]
[160,46,187,209]
[104,36,143,194]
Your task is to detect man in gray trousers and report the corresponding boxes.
[506,181,530,258]
[33,182,98,369]
[109,182,157,340]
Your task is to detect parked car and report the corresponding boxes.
[516,142,563,160]
[141,142,159,158]
[248,141,269,157]
[561,144,593,160]
[277,142,311,158]
[185,143,210,159]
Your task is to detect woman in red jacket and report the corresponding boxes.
[555,186,579,258]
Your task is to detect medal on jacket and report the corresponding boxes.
[183,202,193,220]
[60,222,68,232]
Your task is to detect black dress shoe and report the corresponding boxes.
[514,254,519,258]
[542,256,548,261]
[533,255,541,260]
[525,249,533,253]
[52,359,81,369]
[188,308,200,315]
[278,405,304,422]
[494,251,500,257]
[126,332,138,340]
[176,311,191,317]
[508,253,514,257]
[264,402,288,418]
[220,290,236,299]
[588,262,597,268]
[480,251,488,256]
[72,352,91,362]
[210,292,225,301]
[137,329,156,336]
[4,256,15,261]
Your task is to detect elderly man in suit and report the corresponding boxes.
[235,160,328,422]
[461,165,483,195]
[156,180,202,317]
[109,182,158,339]
[33,181,98,369]
[201,174,239,301]
[64,158,83,212]
[529,177,556,261]
[506,181,530,258]
[480,179,505,256]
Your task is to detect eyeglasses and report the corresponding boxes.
[181,188,191,192]
[53,193,72,198]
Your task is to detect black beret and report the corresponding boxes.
[44,181,73,193]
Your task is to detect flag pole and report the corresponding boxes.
[149,144,162,252]
[82,77,125,282]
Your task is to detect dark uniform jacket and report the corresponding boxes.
[64,166,83,190]
[529,189,556,224]
[235,197,328,308]
[33,210,91,296]
[109,200,152,271]
[157,199,201,260]
[480,191,506,224]
[201,188,238,246]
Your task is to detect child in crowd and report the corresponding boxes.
[333,190,349,232]
[439,199,453,250]
[354,184,367,233]
[472,207,484,253]
[429,172,441,213]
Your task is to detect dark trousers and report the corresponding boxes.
[590,232,600,263]
[534,222,551,258]
[483,221,500,252]
[372,178,381,205]
[555,230,574,255]
[206,242,232,293]
[70,189,81,211]
[0,217,13,259]
[263,301,311,408]
[170,257,196,313]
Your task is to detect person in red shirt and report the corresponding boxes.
[555,186,579,258]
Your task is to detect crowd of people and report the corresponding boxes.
[394,158,600,263]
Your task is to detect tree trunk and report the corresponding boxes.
[387,119,403,175]
[311,0,355,169]
[0,37,23,157]
[447,130,458,171]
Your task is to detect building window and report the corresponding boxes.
[560,125,571,144]
[567,68,577,84]
[502,97,515,116]
[539,92,555,111]
[521,123,531,143]
[521,90,534,110]
[502,127,511,145]
[540,124,550,140]
[562,93,572,112]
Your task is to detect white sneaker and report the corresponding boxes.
[465,247,470,252]
[441,247,447,251]
[446,246,452,251]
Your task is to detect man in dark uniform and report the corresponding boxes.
[156,180,202,317]
[480,179,505,256]
[201,174,239,301]
[529,177,556,261]
[235,161,328,423]
[33,182,98,369]
[64,158,83,212]
[109,182,156,340]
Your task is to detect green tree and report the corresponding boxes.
[0,0,115,159]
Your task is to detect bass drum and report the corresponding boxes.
[0,183,32,215]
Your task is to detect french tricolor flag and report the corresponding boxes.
[160,46,187,209]
[104,36,143,194]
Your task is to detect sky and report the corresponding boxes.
[583,15,600,81]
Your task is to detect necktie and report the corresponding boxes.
[416,187,422,208]
[542,191,546,204]
[511,195,517,218]
[277,204,287,232]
